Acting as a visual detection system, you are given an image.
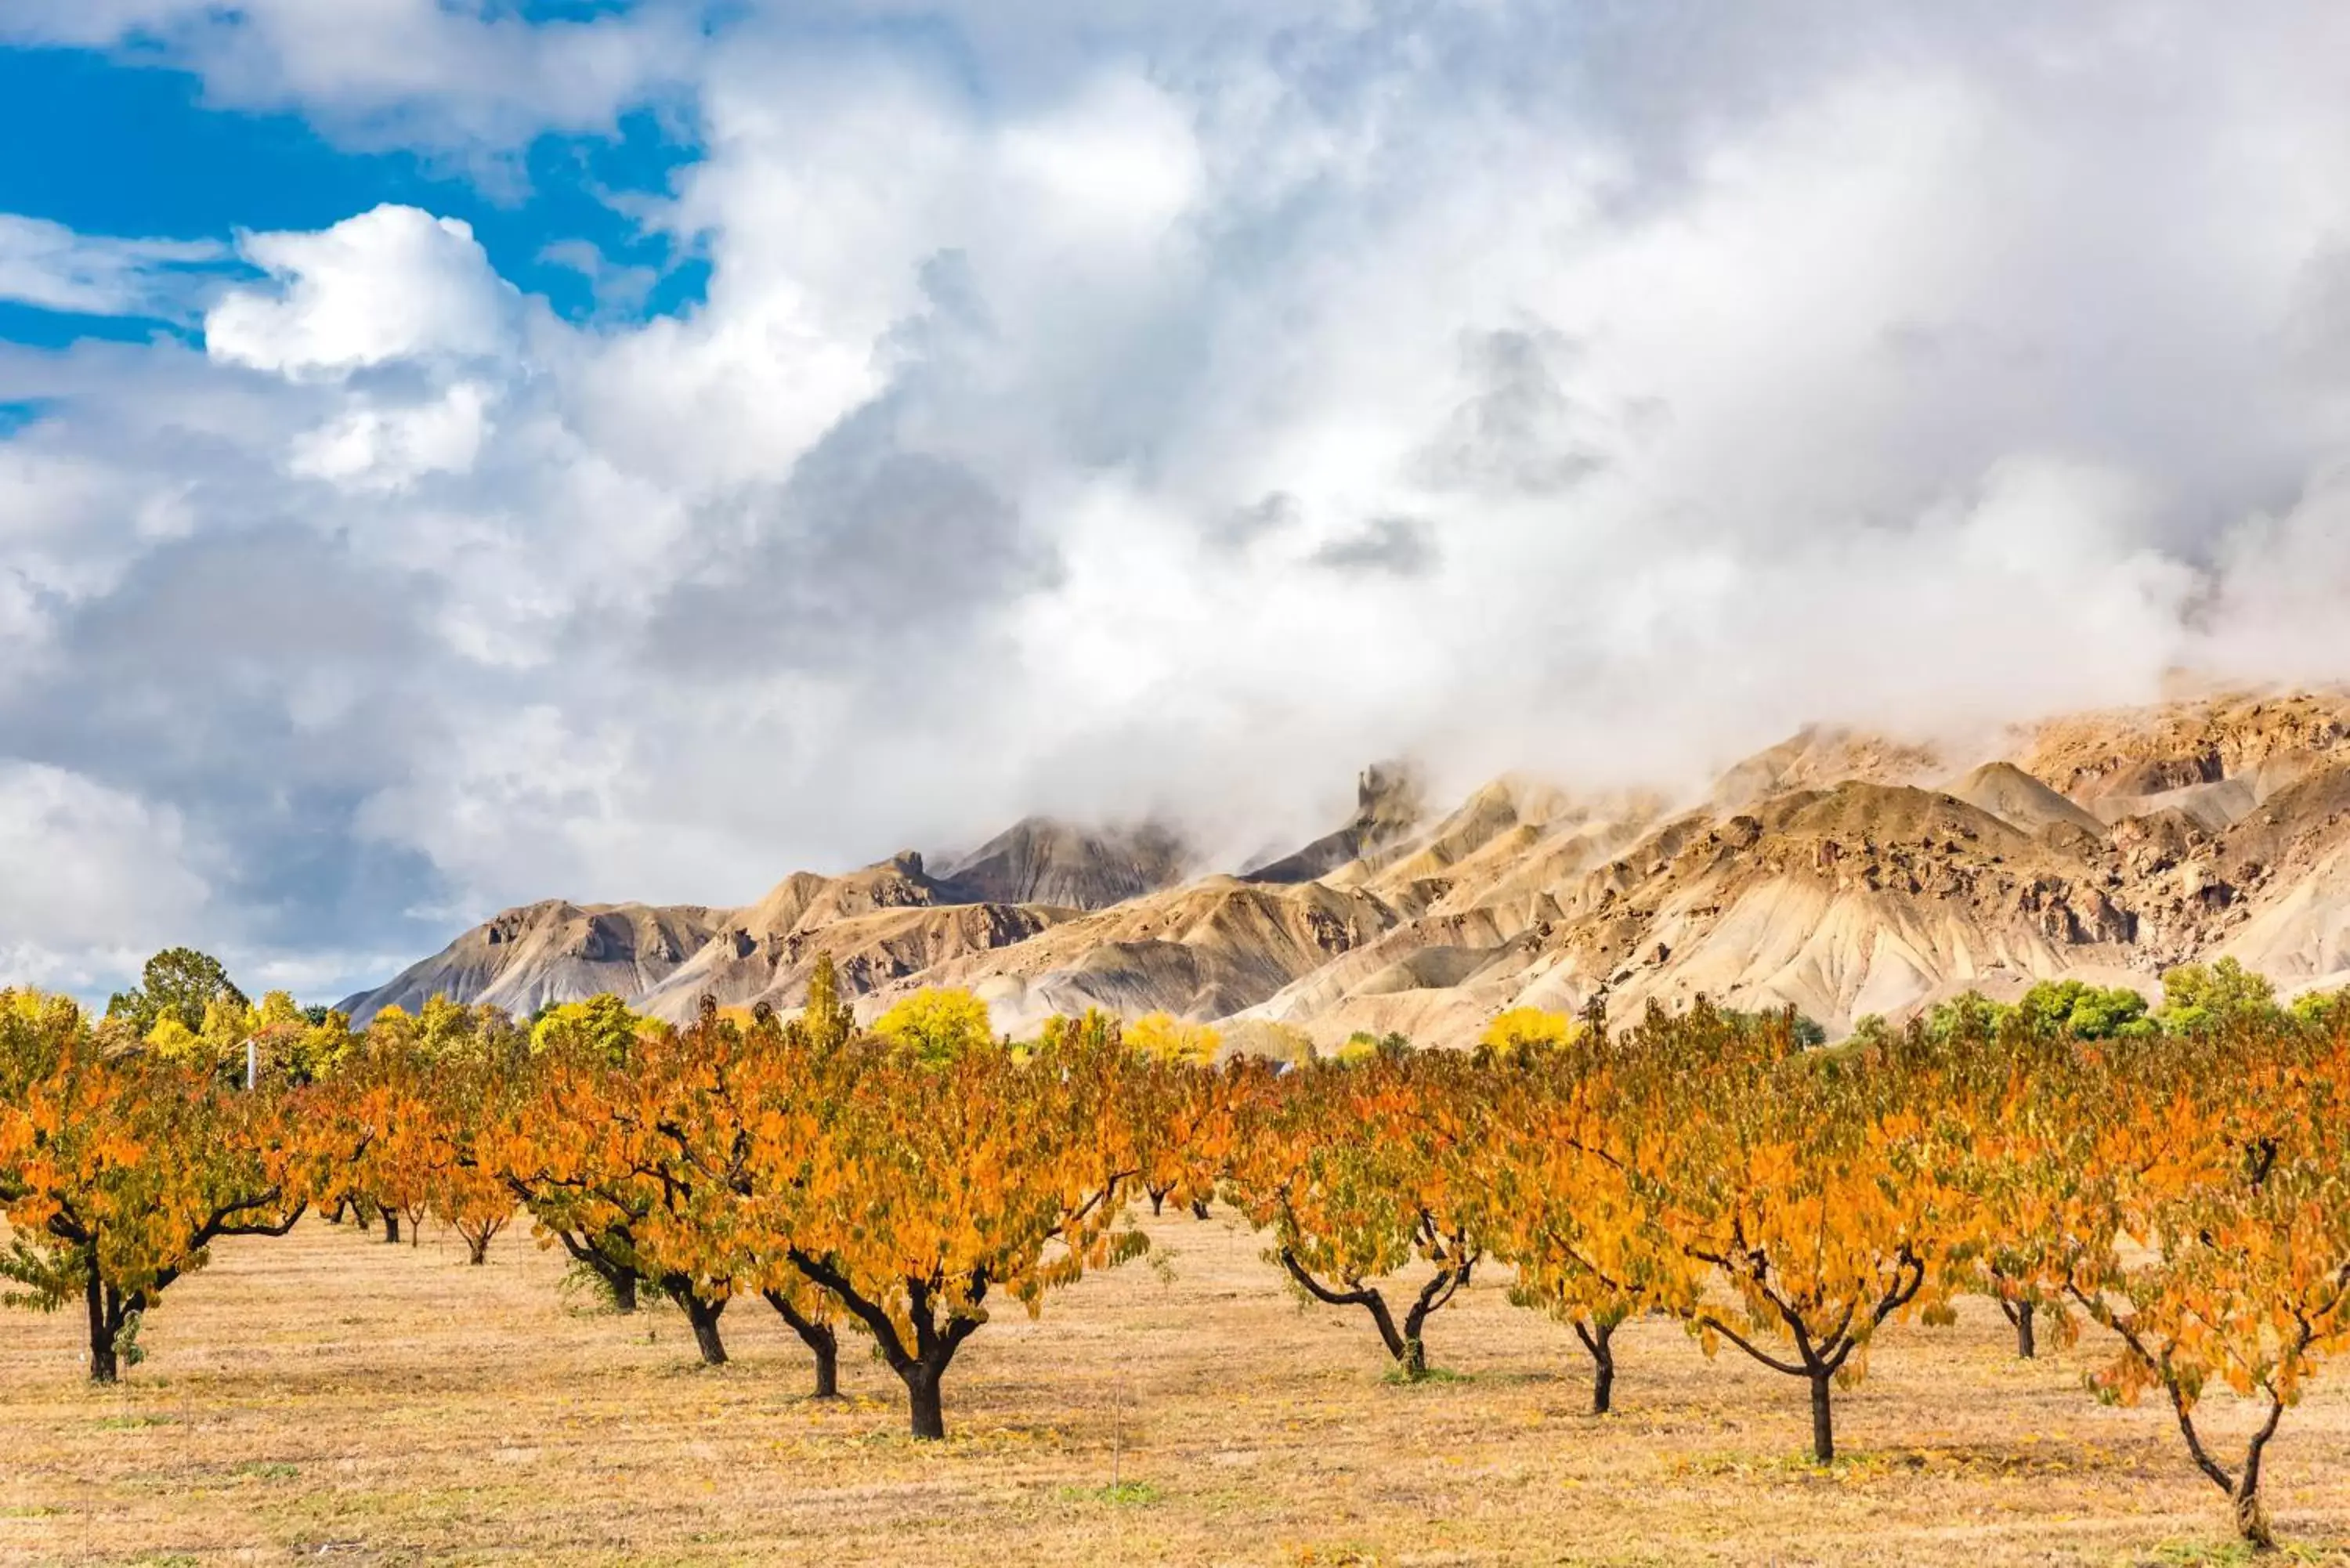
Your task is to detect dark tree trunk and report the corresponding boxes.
[1148,1188,1166,1216]
[2230,1396,2285,1548]
[551,1227,640,1313]
[1361,1289,1408,1367]
[906,1363,945,1440]
[1694,1248,1920,1469]
[466,1234,490,1266]
[381,1210,401,1245]
[815,1263,974,1436]
[765,1291,841,1399]
[1574,1320,1618,1415]
[84,1266,118,1385]
[1276,1248,1477,1381]
[2013,1301,2036,1360]
[1396,1258,1473,1380]
[786,1252,983,1440]
[1190,1198,1211,1220]
[674,1291,728,1366]
[884,1339,969,1439]
[811,1337,840,1399]
[2234,1479,2273,1548]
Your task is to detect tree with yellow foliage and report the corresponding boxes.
[1111,1024,1242,1219]
[1226,1049,1488,1379]
[1127,1011,1220,1065]
[872,987,996,1061]
[423,1020,526,1265]
[1480,1006,1577,1055]
[2,990,314,1382]
[788,952,857,1052]
[603,999,848,1395]
[488,1000,743,1360]
[746,1018,1148,1436]
[2051,1023,2350,1547]
[1633,1003,1967,1464]
[1480,1037,1662,1413]
[528,993,648,1062]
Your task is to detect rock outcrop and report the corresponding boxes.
[1242,762,1426,884]
[935,818,1190,909]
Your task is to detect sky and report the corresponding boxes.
[5,2,2350,1004]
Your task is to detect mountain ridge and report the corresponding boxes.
[342,688,2350,1044]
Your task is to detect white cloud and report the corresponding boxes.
[0,213,224,317]
[206,205,519,379]
[289,380,494,492]
[14,5,2350,1000]
[0,0,703,149]
[0,762,209,992]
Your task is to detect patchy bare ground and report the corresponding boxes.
[5,1211,2350,1565]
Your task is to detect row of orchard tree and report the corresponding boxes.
[5,951,2350,1547]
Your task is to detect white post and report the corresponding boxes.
[245,1038,258,1093]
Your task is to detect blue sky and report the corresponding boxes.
[0,43,706,344]
[2,3,2350,1006]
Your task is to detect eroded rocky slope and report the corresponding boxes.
[344,689,2350,1045]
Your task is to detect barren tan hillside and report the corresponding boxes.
[342,688,2350,1045]
[338,901,727,1022]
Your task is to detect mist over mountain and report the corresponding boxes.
[339,689,2350,1047]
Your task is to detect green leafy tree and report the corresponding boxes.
[2290,986,2350,1028]
[104,948,248,1038]
[1720,1004,1828,1047]
[790,952,857,1052]
[2156,958,2280,1034]
[2013,979,2152,1040]
[1920,991,2010,1042]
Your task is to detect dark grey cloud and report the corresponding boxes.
[0,519,457,975]
[1309,515,1439,579]
[1415,326,1607,496]
[649,399,1052,680]
[1209,490,1302,552]
[646,253,1057,685]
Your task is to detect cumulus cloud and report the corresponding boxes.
[0,762,208,992]
[289,381,494,493]
[206,206,519,378]
[12,2,2350,999]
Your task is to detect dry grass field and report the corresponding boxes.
[6,1209,2350,1566]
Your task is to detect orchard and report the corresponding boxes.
[6,959,2350,1549]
